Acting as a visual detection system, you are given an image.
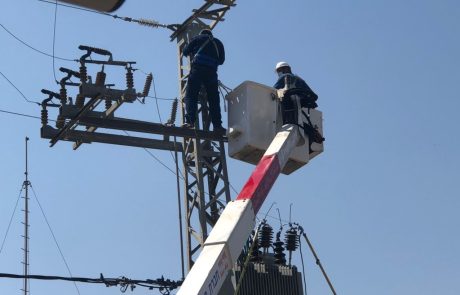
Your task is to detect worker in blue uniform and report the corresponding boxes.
[273,62,316,95]
[274,62,318,125]
[183,29,226,133]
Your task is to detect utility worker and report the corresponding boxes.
[274,62,318,124]
[274,62,316,95]
[183,29,226,133]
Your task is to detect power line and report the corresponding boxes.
[0,71,41,106]
[299,237,308,295]
[150,77,185,176]
[0,23,74,62]
[122,130,183,180]
[29,185,81,295]
[0,272,182,294]
[52,0,59,83]
[152,77,163,123]
[146,95,177,102]
[0,108,54,122]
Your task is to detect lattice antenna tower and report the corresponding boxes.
[22,137,31,295]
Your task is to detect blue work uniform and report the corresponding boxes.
[274,73,312,91]
[274,73,318,124]
[183,34,225,128]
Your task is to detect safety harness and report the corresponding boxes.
[280,89,325,151]
[192,35,220,67]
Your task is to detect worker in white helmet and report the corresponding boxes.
[273,62,316,95]
[274,62,318,125]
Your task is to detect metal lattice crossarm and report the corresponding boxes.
[170,0,237,40]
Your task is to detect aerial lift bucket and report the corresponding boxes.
[226,81,324,174]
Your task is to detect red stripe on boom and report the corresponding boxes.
[236,154,281,214]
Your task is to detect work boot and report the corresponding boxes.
[214,125,226,135]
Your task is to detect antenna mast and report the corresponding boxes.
[22,137,30,295]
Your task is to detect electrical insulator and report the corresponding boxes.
[284,227,299,252]
[105,97,112,110]
[167,98,178,125]
[60,87,67,104]
[95,71,106,86]
[126,68,134,89]
[79,64,87,83]
[258,222,273,250]
[41,109,48,126]
[285,227,299,266]
[75,94,85,108]
[142,73,153,97]
[249,238,262,263]
[273,235,286,265]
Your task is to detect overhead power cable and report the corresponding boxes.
[52,0,59,83]
[152,77,163,123]
[299,236,308,295]
[0,272,182,294]
[0,108,55,122]
[146,95,177,102]
[121,130,183,180]
[0,23,74,62]
[37,0,175,30]
[0,71,42,106]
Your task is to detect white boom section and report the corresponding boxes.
[177,124,300,295]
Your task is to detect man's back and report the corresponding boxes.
[184,34,225,68]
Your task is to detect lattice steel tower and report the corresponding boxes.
[169,0,237,270]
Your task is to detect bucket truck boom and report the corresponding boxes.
[177,124,302,295]
[178,80,324,295]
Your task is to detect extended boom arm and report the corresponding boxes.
[177,124,301,295]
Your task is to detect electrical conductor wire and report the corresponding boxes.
[0,23,73,62]
[0,108,56,122]
[121,130,183,179]
[0,71,41,105]
[299,234,308,295]
[52,0,59,83]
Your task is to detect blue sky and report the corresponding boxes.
[1,0,459,294]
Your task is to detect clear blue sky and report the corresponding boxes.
[1,0,459,294]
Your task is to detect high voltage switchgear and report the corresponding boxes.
[41,45,150,131]
[39,45,190,149]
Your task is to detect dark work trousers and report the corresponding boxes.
[281,96,298,125]
[184,65,222,127]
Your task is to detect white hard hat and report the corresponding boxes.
[275,61,290,71]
